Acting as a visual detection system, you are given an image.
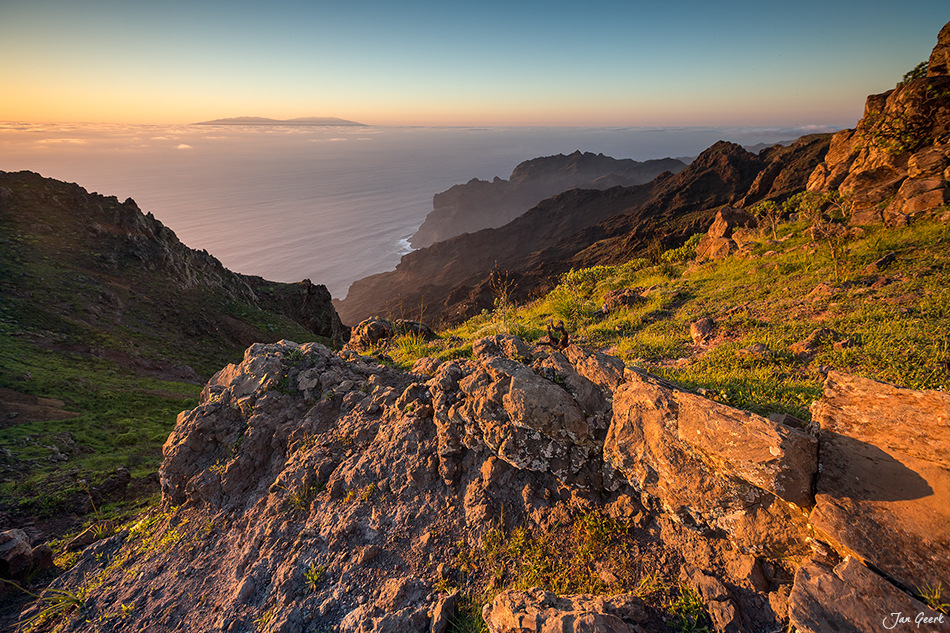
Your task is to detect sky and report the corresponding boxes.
[1,0,946,127]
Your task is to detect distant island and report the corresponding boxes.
[194,116,367,126]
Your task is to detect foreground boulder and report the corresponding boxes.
[605,370,816,556]
[33,336,950,632]
[808,371,950,593]
[694,207,758,260]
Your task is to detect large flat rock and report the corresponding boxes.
[809,371,950,591]
[605,371,815,555]
[789,557,945,633]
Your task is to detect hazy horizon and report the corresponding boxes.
[1,1,945,127]
[0,122,838,297]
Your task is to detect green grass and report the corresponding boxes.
[392,206,950,420]
[446,510,712,631]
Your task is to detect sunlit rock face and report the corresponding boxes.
[807,19,950,226]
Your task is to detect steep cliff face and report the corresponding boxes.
[410,152,686,248]
[337,137,830,327]
[807,20,950,225]
[32,338,948,632]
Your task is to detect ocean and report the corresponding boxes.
[0,122,840,298]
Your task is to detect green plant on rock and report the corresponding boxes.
[917,582,950,614]
[666,584,712,633]
[899,60,928,86]
[1,579,87,631]
[304,562,325,592]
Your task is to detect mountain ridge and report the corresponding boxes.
[410,151,687,248]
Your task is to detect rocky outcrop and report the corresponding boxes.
[807,20,950,226]
[345,317,435,353]
[410,152,687,248]
[482,589,668,633]
[694,207,758,260]
[807,371,950,593]
[605,370,816,556]
[36,334,949,632]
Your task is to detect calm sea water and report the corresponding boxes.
[0,122,840,298]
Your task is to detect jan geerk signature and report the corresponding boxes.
[883,612,947,629]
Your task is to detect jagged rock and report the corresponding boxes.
[808,371,950,593]
[788,328,838,359]
[30,543,54,572]
[434,347,599,486]
[928,20,950,77]
[605,370,815,554]
[346,318,436,353]
[340,576,433,633]
[410,356,442,377]
[482,588,669,633]
[789,557,943,633]
[562,345,626,392]
[689,317,716,345]
[695,207,758,260]
[808,21,950,226]
[41,334,950,632]
[347,317,396,352]
[430,592,461,633]
[0,529,32,578]
[908,147,950,178]
[685,568,742,633]
[472,334,533,362]
[601,288,645,311]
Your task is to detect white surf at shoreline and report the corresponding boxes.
[0,122,843,298]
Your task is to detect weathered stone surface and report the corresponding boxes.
[601,288,645,311]
[340,576,432,633]
[347,317,396,352]
[605,371,813,554]
[928,20,950,77]
[908,148,950,179]
[789,557,945,633]
[809,371,950,593]
[695,207,757,260]
[686,568,742,633]
[675,392,817,509]
[472,334,533,362]
[689,317,715,345]
[562,345,626,392]
[0,529,33,578]
[902,187,950,216]
[482,588,668,633]
[430,592,461,633]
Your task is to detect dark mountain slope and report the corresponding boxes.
[337,136,831,327]
[0,170,345,536]
[410,151,686,247]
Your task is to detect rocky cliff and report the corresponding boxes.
[807,20,950,226]
[338,135,830,327]
[23,336,947,632]
[410,152,686,248]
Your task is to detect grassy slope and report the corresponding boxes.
[0,177,331,531]
[385,201,950,421]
